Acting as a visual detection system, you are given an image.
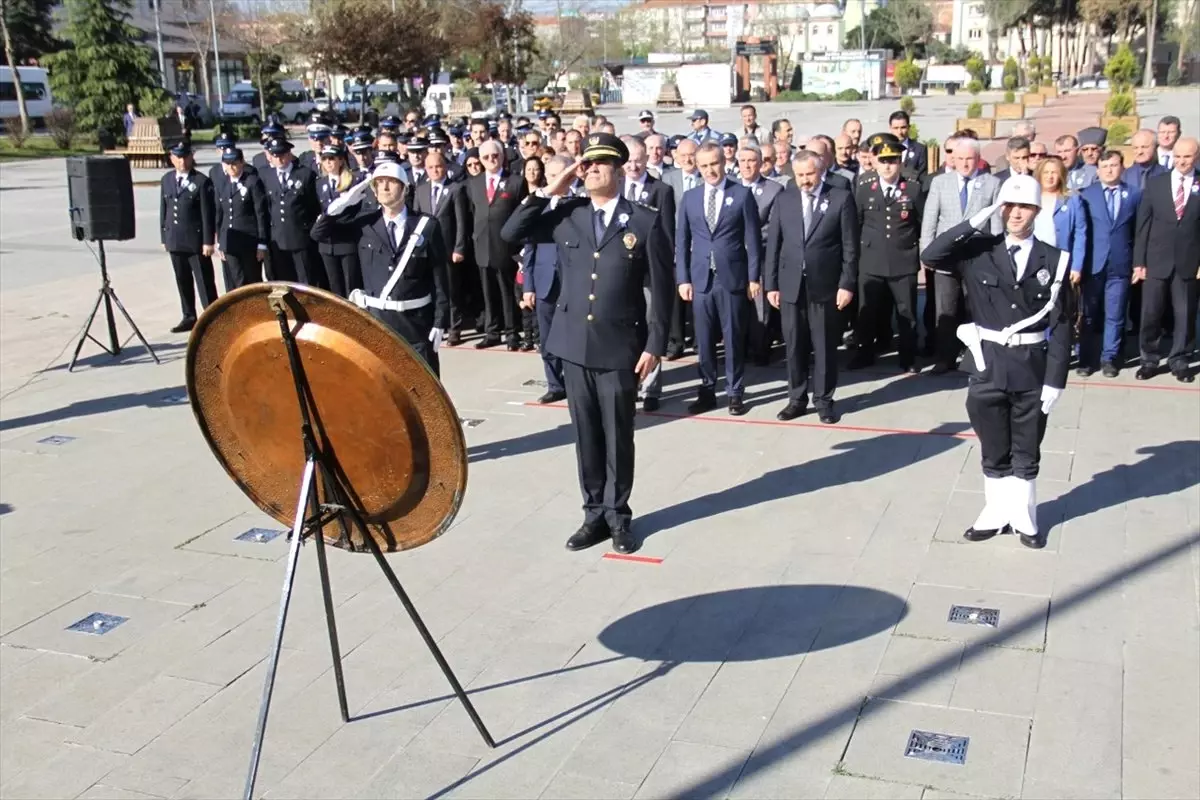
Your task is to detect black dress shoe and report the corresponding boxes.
[847,352,874,370]
[475,337,501,350]
[520,340,536,352]
[1101,362,1119,378]
[1017,531,1046,549]
[1135,365,1157,380]
[900,364,919,374]
[538,390,566,404]
[728,397,747,416]
[611,527,639,555]
[446,330,462,347]
[929,362,954,375]
[1174,370,1195,383]
[565,523,610,551]
[170,318,196,334]
[776,402,806,421]
[963,527,1000,542]
[642,396,660,412]
[687,393,717,414]
[506,338,521,352]
[1075,366,1095,377]
[665,346,684,361]
[817,406,837,424]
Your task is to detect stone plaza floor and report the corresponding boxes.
[1,92,1198,799]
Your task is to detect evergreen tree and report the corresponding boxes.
[43,0,169,137]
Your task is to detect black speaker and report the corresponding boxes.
[66,156,136,241]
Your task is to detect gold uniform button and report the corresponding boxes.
[587,313,594,321]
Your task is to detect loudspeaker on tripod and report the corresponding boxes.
[66,156,136,242]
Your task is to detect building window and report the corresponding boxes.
[826,25,833,34]
[812,24,820,34]
[971,3,985,16]
[968,28,982,40]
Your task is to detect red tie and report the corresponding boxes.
[1175,177,1187,220]
[486,176,496,204]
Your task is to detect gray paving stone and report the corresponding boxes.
[76,785,165,800]
[894,585,1049,652]
[916,542,1057,597]
[1122,646,1200,794]
[0,742,128,800]
[0,650,95,724]
[824,775,925,799]
[357,743,480,799]
[0,716,78,785]
[948,647,1042,718]
[1121,759,1200,800]
[1022,657,1122,799]
[870,637,963,706]
[538,771,639,800]
[70,675,220,755]
[840,699,1030,798]
[633,741,750,799]
[85,764,189,800]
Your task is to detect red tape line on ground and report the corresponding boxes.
[602,552,664,564]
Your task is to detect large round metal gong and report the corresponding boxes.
[186,282,467,552]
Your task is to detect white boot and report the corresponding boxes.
[970,476,1008,533]
[1008,477,1038,538]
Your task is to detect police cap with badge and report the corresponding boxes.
[265,137,294,156]
[221,146,244,164]
[871,136,903,161]
[582,132,629,166]
[170,141,193,159]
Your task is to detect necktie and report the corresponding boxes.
[329,179,337,196]
[486,176,496,203]
[802,191,813,235]
[432,185,440,210]
[959,178,968,213]
[1162,153,1172,169]
[278,171,286,189]
[627,181,638,201]
[593,208,605,243]
[1009,244,1022,279]
[885,186,895,202]
[176,175,184,193]
[705,186,718,232]
[1106,187,1117,221]
[1175,177,1186,220]
[386,220,398,254]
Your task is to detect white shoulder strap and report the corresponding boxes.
[377,216,431,302]
[998,247,1070,342]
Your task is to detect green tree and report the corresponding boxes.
[895,59,922,94]
[43,0,168,138]
[1104,41,1140,90]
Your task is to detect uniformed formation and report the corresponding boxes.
[159,105,1199,554]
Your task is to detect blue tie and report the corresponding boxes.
[959,179,968,213]
[1106,187,1118,221]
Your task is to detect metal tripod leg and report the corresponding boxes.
[68,288,110,371]
[311,465,350,723]
[244,457,316,800]
[107,286,160,364]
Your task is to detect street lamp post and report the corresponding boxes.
[210,0,223,112]
[152,0,167,90]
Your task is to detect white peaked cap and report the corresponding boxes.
[371,162,409,185]
[997,174,1041,207]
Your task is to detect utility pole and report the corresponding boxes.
[1143,0,1159,88]
[152,0,167,90]
[210,0,223,110]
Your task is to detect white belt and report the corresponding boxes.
[361,294,431,312]
[977,328,1045,346]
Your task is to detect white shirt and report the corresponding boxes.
[682,170,700,191]
[485,171,502,193]
[1159,148,1174,169]
[1099,181,1123,219]
[381,207,408,249]
[1172,169,1195,202]
[591,195,620,229]
[430,181,446,208]
[879,177,899,197]
[959,173,975,206]
[1005,234,1034,281]
[703,180,725,214]
[624,174,647,200]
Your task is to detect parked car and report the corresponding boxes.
[218,80,317,124]
[0,66,53,127]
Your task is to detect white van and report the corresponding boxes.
[218,80,317,124]
[337,82,401,120]
[423,83,455,117]
[0,66,53,125]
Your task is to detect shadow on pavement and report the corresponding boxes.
[0,384,190,431]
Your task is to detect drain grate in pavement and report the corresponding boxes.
[235,527,284,543]
[460,418,486,428]
[904,730,969,765]
[161,393,190,405]
[66,613,129,636]
[37,435,76,446]
[948,605,1000,627]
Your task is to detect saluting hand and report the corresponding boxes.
[635,352,659,382]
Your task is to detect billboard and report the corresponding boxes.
[801,51,886,100]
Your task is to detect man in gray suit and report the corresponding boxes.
[736,144,784,364]
[659,138,702,360]
[919,136,1002,372]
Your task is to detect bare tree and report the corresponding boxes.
[531,0,593,89]
[748,5,803,87]
[0,1,29,137]
[174,0,229,109]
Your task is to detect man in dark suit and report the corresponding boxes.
[159,142,217,333]
[410,149,470,345]
[310,163,450,374]
[921,176,1072,550]
[465,139,527,349]
[676,142,762,415]
[890,110,929,175]
[764,149,859,424]
[851,138,925,372]
[736,143,784,365]
[500,135,674,555]
[1132,137,1200,383]
[259,137,323,286]
[1123,129,1169,191]
[212,147,268,291]
[1078,151,1141,377]
[992,136,1031,184]
[808,135,853,192]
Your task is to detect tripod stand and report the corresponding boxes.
[68,240,159,371]
[244,288,494,800]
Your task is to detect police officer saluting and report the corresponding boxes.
[213,147,268,290]
[160,141,217,333]
[310,163,451,375]
[501,133,675,555]
[921,175,1072,549]
[851,135,925,372]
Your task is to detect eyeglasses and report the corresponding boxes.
[1029,152,1047,159]
[523,138,541,146]
[480,153,500,160]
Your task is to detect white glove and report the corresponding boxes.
[348,288,368,309]
[1040,385,1062,415]
[325,179,372,217]
[967,201,1002,231]
[428,327,444,352]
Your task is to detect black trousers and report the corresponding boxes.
[169,251,217,320]
[669,294,690,351]
[371,306,440,377]
[856,273,919,366]
[562,361,638,530]
[319,252,362,298]
[965,379,1047,480]
[748,291,779,362]
[535,297,564,392]
[933,270,965,366]
[781,286,841,409]
[221,249,262,292]
[693,287,750,397]
[447,260,471,332]
[268,245,325,288]
[1140,273,1198,371]
[479,262,520,338]
[921,267,937,351]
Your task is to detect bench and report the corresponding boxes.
[110,116,186,169]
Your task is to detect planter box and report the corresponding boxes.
[1114,144,1137,164]
[956,117,996,138]
[1040,85,1060,98]
[995,102,1025,120]
[1023,92,1046,107]
[1100,114,1140,131]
